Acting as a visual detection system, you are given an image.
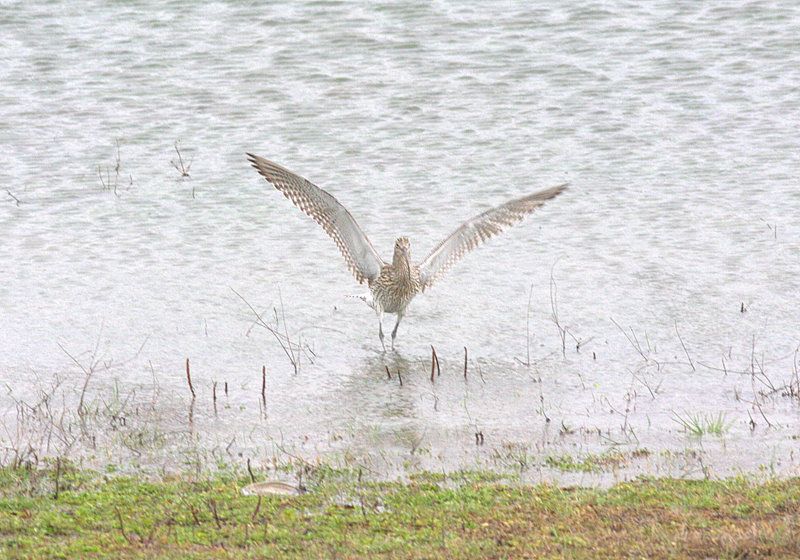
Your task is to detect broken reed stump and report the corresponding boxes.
[430,346,441,382]
[53,457,62,500]
[464,347,468,380]
[261,365,266,404]
[247,458,256,484]
[385,365,404,386]
[212,381,218,416]
[185,358,196,398]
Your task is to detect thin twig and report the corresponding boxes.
[610,317,651,363]
[171,140,192,178]
[5,189,21,206]
[185,359,196,398]
[56,342,95,417]
[53,456,62,500]
[549,263,568,357]
[115,507,133,544]
[97,139,124,195]
[261,365,266,405]
[525,283,533,366]
[251,496,262,522]
[674,321,695,371]
[212,381,218,415]
[430,346,440,382]
[278,288,298,373]
[208,499,222,529]
[247,458,256,484]
[231,287,300,374]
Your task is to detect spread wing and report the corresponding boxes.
[247,154,385,284]
[418,184,568,290]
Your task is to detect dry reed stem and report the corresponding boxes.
[185,358,196,398]
[171,140,193,178]
[261,365,266,404]
[430,346,440,382]
[231,287,300,375]
[5,189,21,206]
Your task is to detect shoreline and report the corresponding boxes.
[2,464,798,559]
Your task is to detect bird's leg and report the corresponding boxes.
[391,313,403,351]
[378,311,386,351]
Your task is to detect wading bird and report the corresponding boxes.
[247,154,566,350]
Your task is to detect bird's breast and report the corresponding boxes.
[369,265,421,313]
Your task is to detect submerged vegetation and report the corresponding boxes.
[1,465,798,559]
[672,411,732,437]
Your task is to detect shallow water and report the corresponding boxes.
[1,1,799,481]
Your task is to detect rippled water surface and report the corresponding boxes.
[1,1,799,481]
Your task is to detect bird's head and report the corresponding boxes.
[394,236,411,260]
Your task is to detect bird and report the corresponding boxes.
[246,153,567,351]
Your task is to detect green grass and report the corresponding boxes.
[544,450,636,473]
[672,411,731,437]
[1,465,798,559]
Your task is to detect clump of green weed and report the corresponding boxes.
[672,412,730,437]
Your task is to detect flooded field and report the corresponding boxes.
[1,1,799,483]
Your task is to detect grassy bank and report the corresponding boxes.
[1,465,798,559]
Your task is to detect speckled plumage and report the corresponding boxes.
[247,153,566,350]
[370,237,421,314]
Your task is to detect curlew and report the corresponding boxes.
[247,153,566,350]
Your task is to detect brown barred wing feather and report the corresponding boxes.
[417,184,567,291]
[247,154,385,284]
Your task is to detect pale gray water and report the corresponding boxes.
[1,1,799,482]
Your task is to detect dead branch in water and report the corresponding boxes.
[231,287,302,374]
[56,328,118,419]
[171,140,193,179]
[185,359,196,398]
[549,265,567,357]
[784,344,800,401]
[57,343,96,419]
[548,263,590,356]
[97,139,131,196]
[525,283,534,365]
[674,321,695,371]
[609,317,660,369]
[261,365,267,407]
[5,189,21,206]
[277,288,299,372]
[430,346,440,382]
